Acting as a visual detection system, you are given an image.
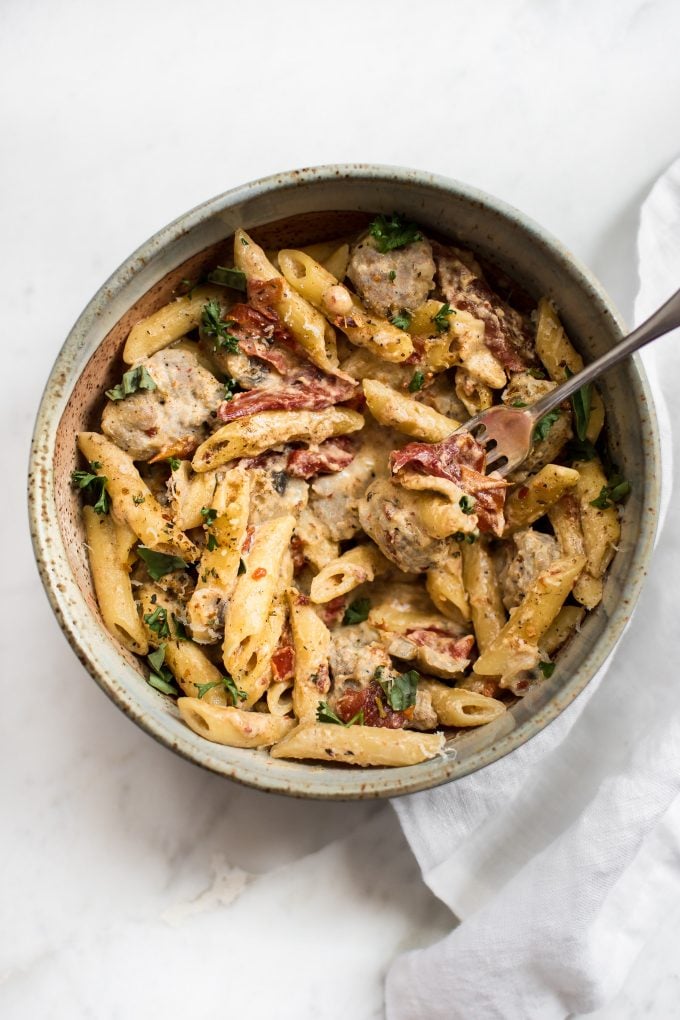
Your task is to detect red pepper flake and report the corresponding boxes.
[252,567,267,580]
[241,525,255,553]
[518,486,529,499]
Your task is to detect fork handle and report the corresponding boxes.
[529,284,680,420]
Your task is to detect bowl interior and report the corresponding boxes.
[34,170,660,798]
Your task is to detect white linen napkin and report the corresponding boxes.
[386,157,680,1020]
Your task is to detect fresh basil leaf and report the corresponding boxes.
[147,672,180,696]
[538,660,555,678]
[408,370,425,393]
[196,680,221,699]
[565,366,592,441]
[144,606,171,638]
[533,409,561,442]
[206,533,218,552]
[223,377,241,401]
[201,299,240,352]
[377,668,419,711]
[391,311,411,330]
[71,465,110,515]
[590,474,631,509]
[432,302,453,333]
[316,700,364,727]
[168,457,181,471]
[222,674,247,706]
[207,266,247,292]
[342,598,371,626]
[137,546,187,581]
[106,364,157,402]
[368,213,423,253]
[200,506,218,525]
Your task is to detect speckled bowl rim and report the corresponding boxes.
[28,164,661,800]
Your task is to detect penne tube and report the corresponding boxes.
[83,506,148,654]
[278,248,414,363]
[266,679,294,717]
[503,464,580,535]
[287,588,331,723]
[455,368,494,416]
[178,699,296,748]
[78,432,197,560]
[419,679,506,728]
[270,722,445,767]
[535,298,604,443]
[235,230,339,372]
[123,286,225,364]
[137,586,227,705]
[540,605,586,657]
[188,467,250,643]
[223,515,296,681]
[548,493,602,609]
[573,458,621,581]
[362,378,459,441]
[426,549,471,623]
[474,554,586,681]
[192,407,364,472]
[309,544,388,604]
[169,461,219,531]
[461,539,506,653]
[237,595,287,709]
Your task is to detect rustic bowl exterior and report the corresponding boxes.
[28,166,661,799]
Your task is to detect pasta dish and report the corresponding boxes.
[72,215,628,767]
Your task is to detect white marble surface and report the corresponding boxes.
[3,1,680,1016]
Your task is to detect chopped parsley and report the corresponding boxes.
[432,302,453,333]
[391,311,411,330]
[201,299,240,352]
[132,494,145,505]
[459,494,476,515]
[565,367,592,442]
[223,377,241,401]
[376,667,419,711]
[368,213,423,253]
[206,533,219,552]
[528,366,546,379]
[144,606,171,639]
[137,546,187,581]
[388,270,397,282]
[590,474,631,509]
[206,266,248,292]
[106,364,157,402]
[342,597,371,626]
[533,409,561,442]
[316,701,364,727]
[453,530,478,544]
[200,506,218,525]
[197,674,247,705]
[511,399,528,408]
[172,615,189,641]
[146,644,180,695]
[538,660,556,678]
[168,457,181,471]
[71,465,110,515]
[408,370,425,393]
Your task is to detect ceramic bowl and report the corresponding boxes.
[28,165,661,799]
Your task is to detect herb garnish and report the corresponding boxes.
[590,474,631,509]
[459,494,476,515]
[106,365,157,402]
[376,667,419,711]
[567,437,597,462]
[432,302,453,333]
[368,213,423,253]
[200,506,218,525]
[71,465,110,515]
[316,701,365,727]
[206,266,248,292]
[146,644,179,695]
[511,399,528,408]
[453,530,478,544]
[196,674,247,705]
[342,598,371,626]
[391,311,411,330]
[538,661,555,678]
[206,533,219,552]
[223,377,240,401]
[528,367,546,379]
[565,367,592,442]
[201,299,240,352]
[168,457,181,471]
[144,606,171,638]
[132,494,145,505]
[408,370,425,393]
[137,546,187,581]
[388,270,397,282]
[533,409,561,442]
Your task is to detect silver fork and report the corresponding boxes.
[459,286,680,476]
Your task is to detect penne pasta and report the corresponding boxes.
[287,588,331,722]
[270,722,445,767]
[426,549,471,623]
[178,699,296,748]
[309,544,388,604]
[362,378,459,441]
[83,506,148,654]
[123,286,226,364]
[419,679,506,727]
[573,458,621,582]
[78,431,197,560]
[461,539,507,653]
[192,407,364,472]
[503,464,580,535]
